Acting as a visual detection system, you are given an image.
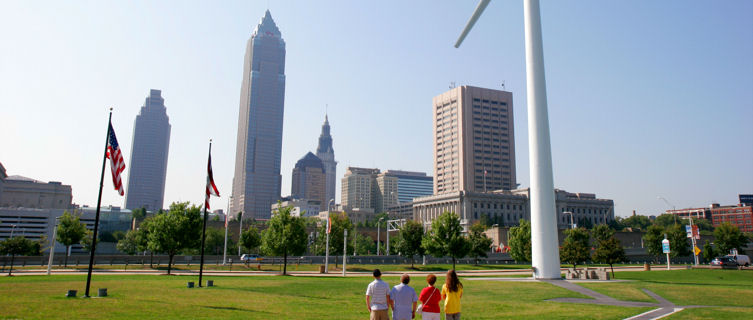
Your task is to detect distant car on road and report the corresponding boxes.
[711,256,738,267]
[726,255,750,267]
[240,254,262,263]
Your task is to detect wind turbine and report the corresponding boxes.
[455,0,561,279]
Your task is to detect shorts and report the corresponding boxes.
[370,309,389,320]
[421,311,440,320]
[445,312,461,320]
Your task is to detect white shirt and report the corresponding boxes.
[366,279,390,310]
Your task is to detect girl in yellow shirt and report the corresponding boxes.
[441,270,463,320]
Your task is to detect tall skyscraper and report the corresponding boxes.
[229,10,286,220]
[125,89,171,211]
[316,115,337,203]
[433,86,516,194]
[291,152,326,206]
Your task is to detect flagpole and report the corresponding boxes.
[199,140,212,287]
[223,196,229,265]
[84,108,112,298]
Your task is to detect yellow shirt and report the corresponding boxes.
[441,283,463,314]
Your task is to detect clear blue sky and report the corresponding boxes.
[1,1,751,217]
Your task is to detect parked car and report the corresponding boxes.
[726,254,750,267]
[240,254,262,263]
[710,256,738,267]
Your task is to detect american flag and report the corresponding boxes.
[106,121,125,196]
[205,149,220,210]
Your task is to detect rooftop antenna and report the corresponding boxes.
[501,80,506,91]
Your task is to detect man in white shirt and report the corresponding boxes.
[366,269,391,320]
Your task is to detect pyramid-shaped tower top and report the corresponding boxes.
[252,10,282,39]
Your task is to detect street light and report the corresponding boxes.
[657,196,676,224]
[563,212,574,229]
[10,224,17,238]
[47,217,61,275]
[377,217,384,256]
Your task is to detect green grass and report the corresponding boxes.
[2,274,644,319]
[579,269,753,319]
[2,269,750,319]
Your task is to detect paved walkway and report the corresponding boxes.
[468,277,711,320]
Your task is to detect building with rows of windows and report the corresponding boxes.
[666,198,753,233]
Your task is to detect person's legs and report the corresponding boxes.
[375,309,389,320]
[445,313,461,320]
[422,311,440,320]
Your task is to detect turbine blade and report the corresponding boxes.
[454,0,491,48]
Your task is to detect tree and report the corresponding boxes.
[355,233,375,255]
[666,224,691,258]
[81,230,94,253]
[422,211,470,270]
[692,218,714,233]
[313,212,353,259]
[147,202,202,275]
[0,237,40,276]
[643,224,665,263]
[560,227,591,269]
[702,240,715,263]
[714,222,749,255]
[591,225,626,277]
[56,210,88,267]
[204,227,226,255]
[117,228,148,255]
[260,204,308,275]
[131,207,147,228]
[653,214,677,228]
[240,226,262,254]
[622,215,652,231]
[393,220,425,268]
[468,222,493,265]
[576,217,594,230]
[508,219,532,262]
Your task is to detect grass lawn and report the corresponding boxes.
[2,273,645,319]
[579,269,753,319]
[3,269,749,319]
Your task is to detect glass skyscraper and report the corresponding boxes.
[229,10,286,220]
[125,89,171,211]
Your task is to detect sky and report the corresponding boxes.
[1,1,751,217]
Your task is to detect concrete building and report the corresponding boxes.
[229,10,287,220]
[413,188,614,229]
[0,175,72,210]
[433,86,516,195]
[0,162,6,197]
[316,115,337,204]
[291,152,327,206]
[668,202,753,233]
[318,207,375,225]
[272,199,321,218]
[341,167,380,210]
[125,89,171,212]
[0,206,132,254]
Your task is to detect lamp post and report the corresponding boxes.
[658,196,676,224]
[47,217,61,275]
[377,217,384,255]
[237,209,243,257]
[325,198,334,273]
[10,224,17,238]
[564,211,574,229]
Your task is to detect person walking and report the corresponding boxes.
[441,270,463,320]
[417,274,441,320]
[389,273,418,320]
[366,269,391,320]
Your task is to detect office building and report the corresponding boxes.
[341,167,379,210]
[125,89,171,211]
[229,10,286,220]
[272,199,321,218]
[433,86,516,194]
[315,115,337,203]
[413,188,614,229]
[291,152,327,206]
[667,202,753,233]
[0,165,72,210]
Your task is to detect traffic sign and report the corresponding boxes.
[694,246,701,256]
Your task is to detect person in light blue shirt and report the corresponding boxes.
[366,269,391,320]
[389,273,418,320]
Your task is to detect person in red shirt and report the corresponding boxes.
[417,274,441,320]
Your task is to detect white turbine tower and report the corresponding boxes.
[455,0,561,279]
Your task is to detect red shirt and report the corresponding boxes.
[418,286,441,313]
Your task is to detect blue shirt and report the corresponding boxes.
[389,283,418,320]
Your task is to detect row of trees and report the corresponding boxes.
[507,221,627,277]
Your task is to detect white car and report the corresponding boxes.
[727,254,750,267]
